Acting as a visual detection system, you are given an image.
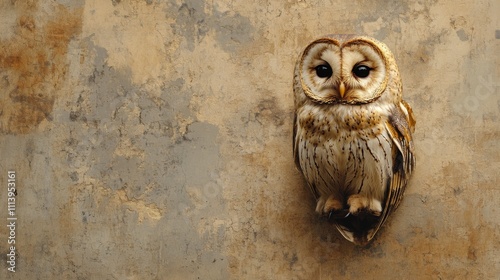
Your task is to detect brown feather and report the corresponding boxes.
[374,102,416,236]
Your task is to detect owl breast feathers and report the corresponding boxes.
[293,34,415,245]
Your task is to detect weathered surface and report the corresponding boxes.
[0,0,498,278]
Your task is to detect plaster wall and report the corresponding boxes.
[0,0,499,279]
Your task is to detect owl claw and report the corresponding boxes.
[319,195,380,219]
[347,195,382,217]
[328,209,350,220]
[316,195,344,216]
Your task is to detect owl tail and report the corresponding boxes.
[332,213,381,246]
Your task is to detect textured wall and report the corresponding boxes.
[0,0,499,279]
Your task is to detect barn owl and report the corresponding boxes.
[293,34,415,245]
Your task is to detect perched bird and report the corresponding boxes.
[293,34,415,245]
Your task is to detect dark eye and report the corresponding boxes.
[315,64,332,78]
[353,65,371,78]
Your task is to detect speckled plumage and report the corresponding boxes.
[293,35,415,245]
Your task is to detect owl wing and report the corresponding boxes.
[293,113,300,172]
[293,112,321,199]
[374,100,416,235]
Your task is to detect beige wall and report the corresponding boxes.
[0,0,499,278]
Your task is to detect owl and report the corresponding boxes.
[293,34,415,245]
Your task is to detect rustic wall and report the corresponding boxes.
[0,0,499,279]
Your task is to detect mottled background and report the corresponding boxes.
[0,0,499,279]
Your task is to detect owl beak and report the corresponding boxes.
[339,82,346,98]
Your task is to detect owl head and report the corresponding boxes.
[295,34,401,105]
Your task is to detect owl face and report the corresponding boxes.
[298,35,391,105]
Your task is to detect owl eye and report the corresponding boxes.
[353,65,371,78]
[315,64,333,78]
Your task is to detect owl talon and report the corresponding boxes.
[329,209,350,220]
[347,195,382,217]
[322,195,343,215]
